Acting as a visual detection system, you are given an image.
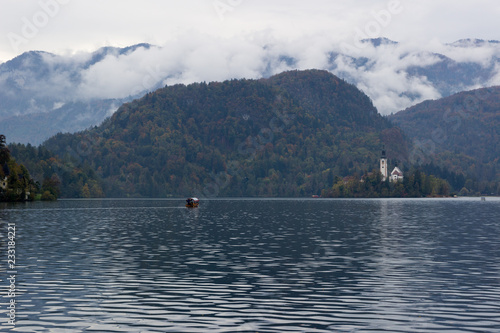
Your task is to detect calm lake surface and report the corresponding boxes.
[1,198,500,332]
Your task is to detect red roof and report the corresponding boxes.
[391,167,403,177]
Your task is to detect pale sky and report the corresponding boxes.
[1,0,499,62]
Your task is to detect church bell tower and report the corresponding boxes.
[380,146,388,181]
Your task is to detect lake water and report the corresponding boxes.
[1,198,500,332]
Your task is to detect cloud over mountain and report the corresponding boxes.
[85,37,500,110]
[1,36,500,144]
[75,37,500,113]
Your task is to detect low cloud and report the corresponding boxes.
[75,34,499,114]
[2,34,500,116]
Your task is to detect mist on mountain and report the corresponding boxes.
[1,37,499,144]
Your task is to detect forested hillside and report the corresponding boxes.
[1,135,38,201]
[7,143,104,199]
[389,86,500,194]
[43,70,409,197]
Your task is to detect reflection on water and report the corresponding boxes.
[1,198,500,332]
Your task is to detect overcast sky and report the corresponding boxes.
[1,0,499,62]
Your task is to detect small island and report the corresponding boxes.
[321,148,452,198]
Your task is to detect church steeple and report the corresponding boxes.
[380,145,388,181]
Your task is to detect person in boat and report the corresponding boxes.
[186,197,199,207]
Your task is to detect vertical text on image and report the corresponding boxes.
[5,222,17,326]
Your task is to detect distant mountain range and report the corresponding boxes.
[0,44,152,118]
[0,44,153,144]
[1,38,500,144]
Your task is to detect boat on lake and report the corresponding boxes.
[186,197,199,208]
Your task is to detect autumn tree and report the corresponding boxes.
[0,134,10,165]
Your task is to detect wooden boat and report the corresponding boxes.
[186,197,199,208]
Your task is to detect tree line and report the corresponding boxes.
[321,168,453,198]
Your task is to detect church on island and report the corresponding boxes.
[380,148,403,182]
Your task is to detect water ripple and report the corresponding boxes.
[1,198,500,332]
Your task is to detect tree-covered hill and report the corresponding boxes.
[389,86,500,191]
[7,143,104,199]
[43,70,409,197]
[1,135,38,201]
